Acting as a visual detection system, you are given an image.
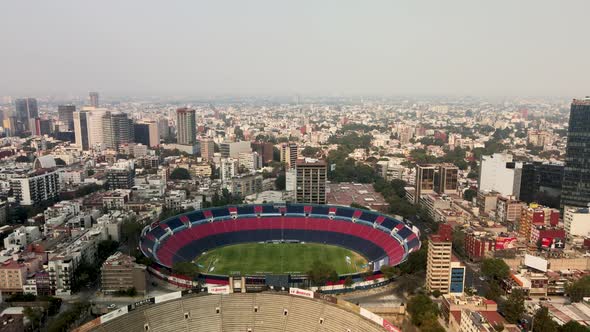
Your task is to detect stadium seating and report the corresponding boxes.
[141,204,420,274]
[91,292,388,332]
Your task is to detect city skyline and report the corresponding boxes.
[1,1,589,98]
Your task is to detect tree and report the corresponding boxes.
[23,307,43,330]
[344,276,353,287]
[55,157,66,166]
[275,172,286,190]
[15,155,30,162]
[307,260,338,286]
[432,289,442,298]
[97,240,119,262]
[558,320,588,332]
[566,276,590,302]
[532,307,558,332]
[485,280,502,302]
[463,189,477,202]
[170,167,191,180]
[350,202,369,210]
[301,146,321,157]
[481,258,510,281]
[380,265,401,279]
[503,289,525,324]
[407,294,439,326]
[172,261,200,279]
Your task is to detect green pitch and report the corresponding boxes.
[194,242,368,275]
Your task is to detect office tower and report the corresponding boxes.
[80,106,108,148]
[38,119,52,136]
[176,108,196,145]
[158,118,170,140]
[436,164,459,194]
[561,98,590,208]
[280,143,298,169]
[295,158,327,204]
[220,141,251,159]
[14,98,38,134]
[102,111,134,150]
[414,164,436,204]
[478,153,523,198]
[9,169,60,206]
[426,224,453,294]
[134,120,159,148]
[251,141,274,165]
[89,92,99,107]
[73,111,90,150]
[519,161,563,208]
[57,105,76,130]
[200,139,215,161]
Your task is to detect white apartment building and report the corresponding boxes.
[478,153,522,198]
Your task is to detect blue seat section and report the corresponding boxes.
[188,211,205,222]
[407,237,420,251]
[397,227,413,239]
[151,227,166,239]
[237,205,255,215]
[261,205,277,214]
[359,212,379,223]
[211,207,230,218]
[311,205,329,215]
[380,218,398,230]
[334,207,355,218]
[174,229,387,266]
[286,205,305,214]
[164,218,183,230]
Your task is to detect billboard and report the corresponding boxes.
[208,285,231,295]
[154,291,182,304]
[289,287,314,299]
[524,254,548,272]
[100,306,129,324]
[540,237,565,249]
[383,320,402,332]
[495,237,517,250]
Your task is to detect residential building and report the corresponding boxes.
[176,108,196,145]
[561,98,590,208]
[101,252,147,295]
[295,158,327,204]
[220,141,251,159]
[9,168,60,206]
[200,139,215,161]
[106,161,135,190]
[251,141,274,165]
[280,143,298,169]
[426,224,453,293]
[437,163,459,194]
[414,164,436,205]
[220,158,238,181]
[226,174,263,197]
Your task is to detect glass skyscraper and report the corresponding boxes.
[561,98,590,208]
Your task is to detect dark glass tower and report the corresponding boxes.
[561,98,590,208]
[14,98,38,134]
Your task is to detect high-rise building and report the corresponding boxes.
[81,107,108,148]
[426,224,453,294]
[295,158,327,204]
[280,143,298,169]
[561,98,590,209]
[101,252,147,295]
[106,161,135,190]
[478,153,523,198]
[200,139,215,161]
[220,141,252,159]
[57,105,76,130]
[176,108,196,145]
[414,164,436,204]
[251,141,274,165]
[436,164,459,194]
[89,92,99,107]
[102,111,134,150]
[14,98,38,134]
[134,120,159,148]
[73,110,90,150]
[220,158,238,181]
[519,161,563,208]
[9,169,60,206]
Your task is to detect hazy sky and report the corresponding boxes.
[1,1,588,98]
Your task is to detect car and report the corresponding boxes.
[526,297,532,300]
[539,297,547,301]
[107,304,118,310]
[546,298,551,301]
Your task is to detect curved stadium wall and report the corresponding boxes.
[140,203,420,284]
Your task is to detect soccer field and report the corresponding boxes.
[194,242,368,275]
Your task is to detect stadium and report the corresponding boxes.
[139,203,421,287]
[79,290,400,332]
